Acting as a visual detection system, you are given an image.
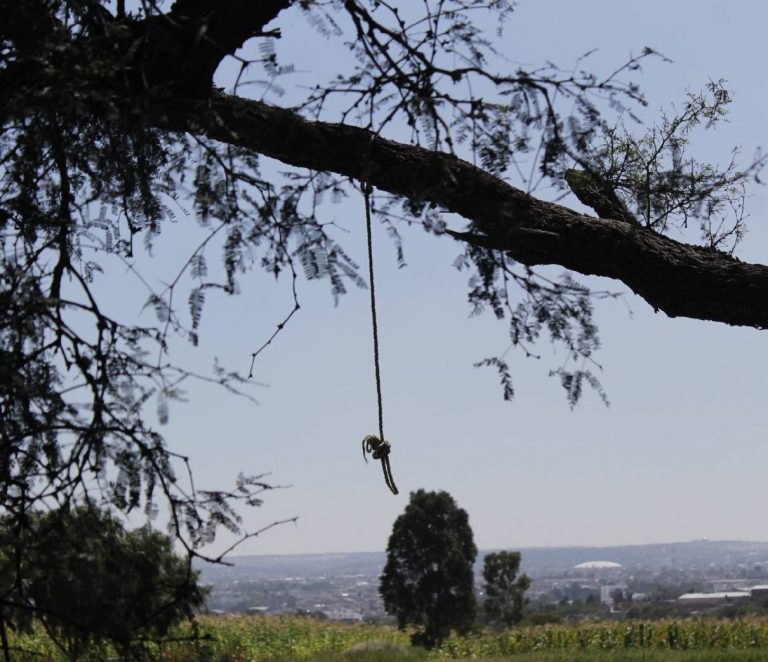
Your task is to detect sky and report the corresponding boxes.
[106,1,768,556]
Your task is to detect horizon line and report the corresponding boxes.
[219,538,768,559]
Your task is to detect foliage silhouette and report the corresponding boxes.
[0,506,205,661]
[482,550,530,627]
[380,489,477,648]
[1,1,766,656]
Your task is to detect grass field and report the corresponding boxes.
[271,646,768,662]
[148,615,768,661]
[12,614,768,660]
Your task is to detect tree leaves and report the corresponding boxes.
[474,357,514,401]
[565,80,765,250]
[145,294,171,323]
[188,287,205,332]
[482,550,531,627]
[157,390,169,425]
[0,506,206,658]
[190,253,208,279]
[380,489,477,649]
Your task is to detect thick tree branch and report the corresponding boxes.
[167,0,293,85]
[155,92,768,329]
[111,0,294,97]
[0,2,294,102]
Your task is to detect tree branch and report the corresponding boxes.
[168,0,293,69]
[154,92,768,329]
[122,0,293,97]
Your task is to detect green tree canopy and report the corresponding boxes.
[0,506,205,661]
[482,550,530,627]
[380,489,477,648]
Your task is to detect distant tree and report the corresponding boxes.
[0,506,206,661]
[482,551,530,627]
[379,489,477,648]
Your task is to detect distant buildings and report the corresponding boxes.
[677,586,766,609]
[197,543,768,619]
[599,584,629,607]
[574,561,622,570]
[572,560,624,584]
[323,609,364,622]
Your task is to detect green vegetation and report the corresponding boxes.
[12,615,768,660]
[380,490,477,648]
[482,551,531,627]
[0,506,205,661]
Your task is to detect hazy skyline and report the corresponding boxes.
[108,1,768,556]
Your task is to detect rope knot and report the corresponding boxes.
[362,434,398,495]
[362,434,390,460]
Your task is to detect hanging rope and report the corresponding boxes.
[361,181,398,495]
[362,435,397,495]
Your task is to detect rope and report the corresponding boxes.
[362,182,398,495]
[362,435,397,495]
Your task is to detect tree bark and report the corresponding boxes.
[165,0,292,92]
[154,91,768,329]
[131,0,292,97]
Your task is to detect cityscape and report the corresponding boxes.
[198,539,768,621]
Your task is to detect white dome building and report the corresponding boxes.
[574,561,622,570]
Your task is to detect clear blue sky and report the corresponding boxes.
[111,1,768,556]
